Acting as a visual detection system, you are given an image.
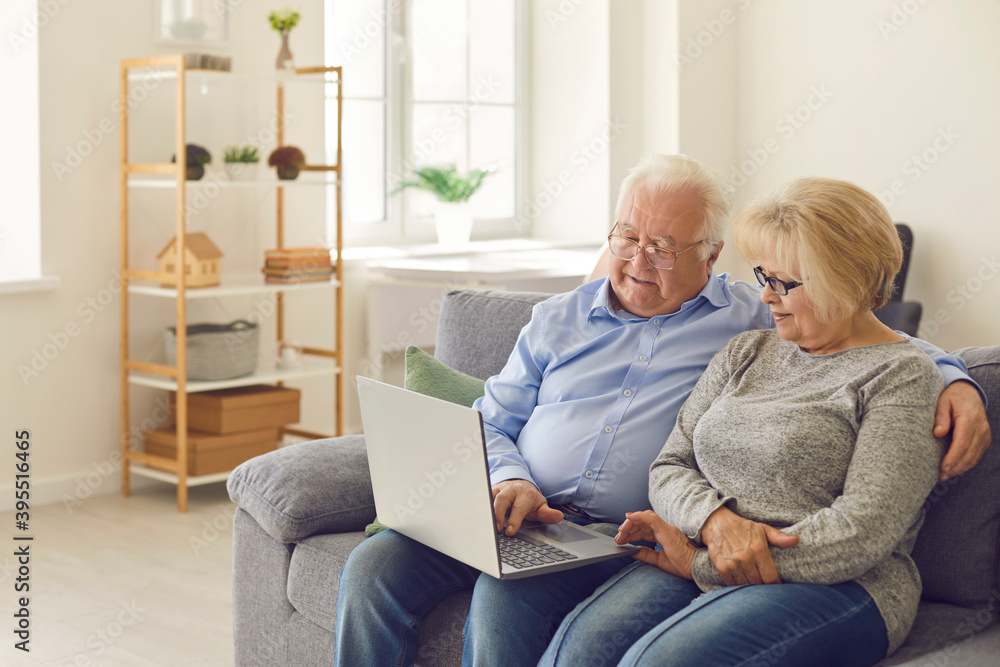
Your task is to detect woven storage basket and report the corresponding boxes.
[165,320,259,381]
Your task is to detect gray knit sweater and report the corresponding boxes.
[649,329,944,655]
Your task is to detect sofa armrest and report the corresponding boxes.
[227,435,375,543]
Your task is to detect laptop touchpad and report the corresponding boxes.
[526,522,599,544]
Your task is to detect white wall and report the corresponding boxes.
[528,0,611,239]
[528,0,686,236]
[676,0,739,180]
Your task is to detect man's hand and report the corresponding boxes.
[491,479,563,536]
[614,510,697,580]
[700,506,799,585]
[935,380,992,481]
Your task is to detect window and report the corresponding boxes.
[325,0,523,244]
[0,0,42,284]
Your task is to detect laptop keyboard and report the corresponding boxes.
[498,532,578,569]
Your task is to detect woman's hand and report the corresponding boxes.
[615,510,697,580]
[701,506,799,585]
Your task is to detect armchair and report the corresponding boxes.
[875,222,923,335]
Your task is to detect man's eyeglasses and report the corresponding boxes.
[607,224,705,271]
[754,266,802,295]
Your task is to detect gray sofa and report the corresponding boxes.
[228,289,1000,666]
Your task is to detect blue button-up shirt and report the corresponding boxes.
[476,274,973,523]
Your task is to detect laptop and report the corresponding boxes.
[356,376,639,579]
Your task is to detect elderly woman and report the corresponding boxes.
[539,177,945,666]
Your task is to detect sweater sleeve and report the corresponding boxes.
[691,355,945,590]
[648,335,750,543]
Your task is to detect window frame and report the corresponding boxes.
[0,0,49,289]
[330,0,529,247]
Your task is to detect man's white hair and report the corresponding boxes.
[614,154,734,260]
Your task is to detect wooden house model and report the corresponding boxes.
[157,232,223,288]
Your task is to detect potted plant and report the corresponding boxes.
[268,146,306,180]
[393,164,495,246]
[268,8,301,71]
[223,145,261,181]
[171,144,212,181]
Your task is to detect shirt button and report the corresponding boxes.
[585,470,594,478]
[639,355,647,362]
[604,425,612,433]
[623,389,632,397]
[652,319,660,325]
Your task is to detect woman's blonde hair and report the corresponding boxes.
[733,177,902,323]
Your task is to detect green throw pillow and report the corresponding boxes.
[403,345,486,407]
[365,346,487,536]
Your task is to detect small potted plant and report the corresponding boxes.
[393,164,495,246]
[223,145,261,181]
[268,146,306,180]
[171,144,212,181]
[268,8,301,71]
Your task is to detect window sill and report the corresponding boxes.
[342,237,600,265]
[0,275,62,295]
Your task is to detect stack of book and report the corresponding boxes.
[262,247,335,284]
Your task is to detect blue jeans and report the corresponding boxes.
[334,528,635,666]
[540,562,888,667]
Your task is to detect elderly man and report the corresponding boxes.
[336,155,989,666]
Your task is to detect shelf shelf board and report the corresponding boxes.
[127,175,341,189]
[128,274,340,299]
[125,67,341,86]
[128,357,340,392]
[128,463,232,487]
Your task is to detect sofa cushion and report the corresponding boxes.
[877,601,1000,665]
[911,346,1000,608]
[434,289,552,380]
[287,531,368,634]
[406,345,485,407]
[227,436,376,543]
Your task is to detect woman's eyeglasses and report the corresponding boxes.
[754,266,802,295]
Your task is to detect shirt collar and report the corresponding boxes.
[700,272,733,309]
[589,274,733,321]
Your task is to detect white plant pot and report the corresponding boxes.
[433,202,473,248]
[224,162,259,181]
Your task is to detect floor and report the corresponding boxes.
[0,482,235,666]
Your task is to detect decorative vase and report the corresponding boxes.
[224,162,259,181]
[275,32,294,72]
[276,165,301,180]
[186,164,205,181]
[433,202,474,248]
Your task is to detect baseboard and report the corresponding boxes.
[0,465,159,513]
